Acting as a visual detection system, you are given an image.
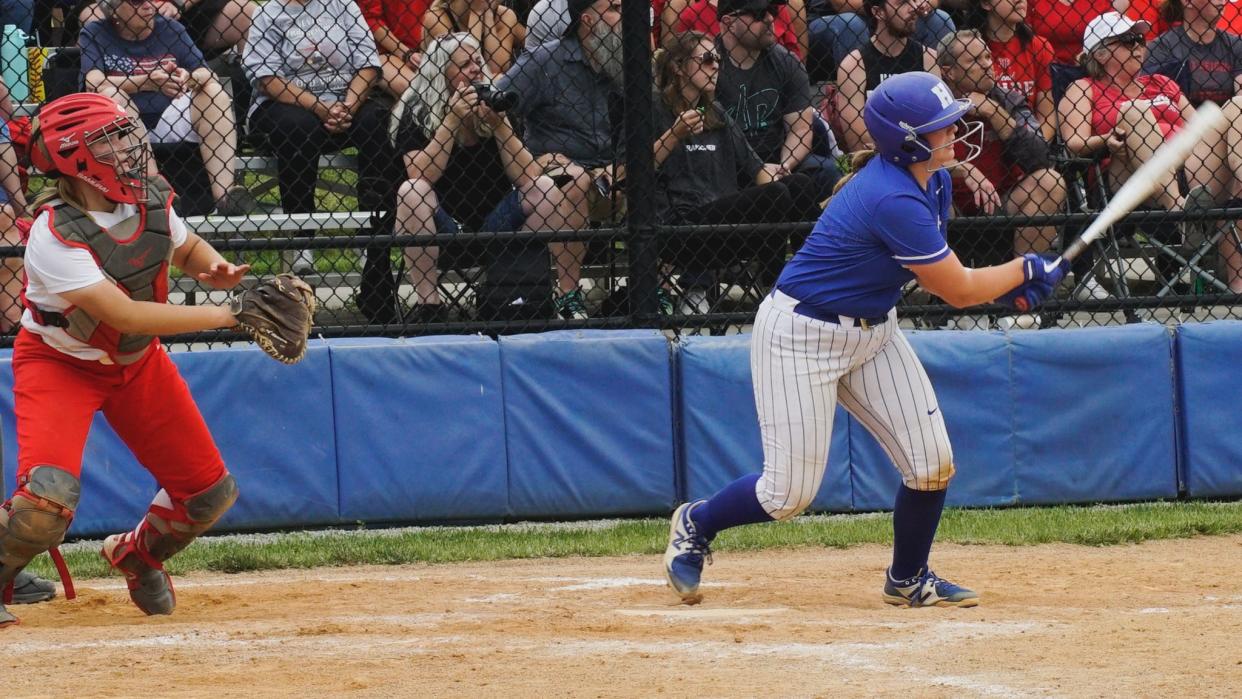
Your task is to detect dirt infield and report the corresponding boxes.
[5,535,1241,698]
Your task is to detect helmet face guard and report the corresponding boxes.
[79,116,149,205]
[898,113,985,172]
[31,93,150,206]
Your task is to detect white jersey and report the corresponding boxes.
[21,203,189,362]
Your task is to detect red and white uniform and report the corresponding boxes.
[21,203,188,362]
[14,201,225,502]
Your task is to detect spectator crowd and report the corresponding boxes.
[0,0,1239,329]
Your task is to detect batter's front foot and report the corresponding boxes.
[882,567,979,608]
[101,533,176,616]
[663,501,711,604]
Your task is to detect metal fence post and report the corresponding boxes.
[622,0,658,322]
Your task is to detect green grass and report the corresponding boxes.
[26,500,1242,581]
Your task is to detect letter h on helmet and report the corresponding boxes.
[862,72,984,169]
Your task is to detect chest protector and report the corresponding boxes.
[28,177,177,364]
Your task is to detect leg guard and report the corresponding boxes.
[101,473,238,616]
[0,466,81,625]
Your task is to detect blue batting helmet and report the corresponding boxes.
[863,72,973,166]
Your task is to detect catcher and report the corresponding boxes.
[0,93,313,627]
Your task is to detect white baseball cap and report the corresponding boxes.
[1082,11,1151,54]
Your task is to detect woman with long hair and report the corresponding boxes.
[394,33,590,322]
[653,30,821,314]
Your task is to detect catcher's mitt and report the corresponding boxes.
[230,274,316,364]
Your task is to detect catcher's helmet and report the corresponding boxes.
[29,93,148,205]
[863,72,982,168]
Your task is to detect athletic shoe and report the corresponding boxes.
[101,533,176,615]
[10,570,56,604]
[555,288,589,320]
[882,567,979,608]
[214,185,260,217]
[663,500,711,603]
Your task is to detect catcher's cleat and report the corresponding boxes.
[0,602,16,626]
[10,570,56,605]
[101,533,176,616]
[663,500,711,604]
[882,567,979,608]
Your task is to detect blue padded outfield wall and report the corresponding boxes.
[0,322,1234,538]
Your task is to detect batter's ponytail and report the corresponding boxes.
[829,149,877,197]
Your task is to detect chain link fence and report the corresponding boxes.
[0,0,1239,347]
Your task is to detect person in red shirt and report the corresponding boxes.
[1060,10,1242,290]
[1027,0,1126,64]
[937,30,1065,263]
[974,0,1056,140]
[663,0,805,57]
[1060,12,1185,211]
[1125,0,1172,37]
[360,0,433,97]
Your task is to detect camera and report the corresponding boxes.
[471,83,519,112]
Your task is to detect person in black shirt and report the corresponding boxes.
[394,33,590,322]
[836,0,940,152]
[654,30,820,314]
[715,0,842,200]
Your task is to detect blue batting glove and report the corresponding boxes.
[997,278,1055,312]
[1020,253,1069,287]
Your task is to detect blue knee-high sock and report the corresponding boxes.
[690,473,774,540]
[890,485,948,581]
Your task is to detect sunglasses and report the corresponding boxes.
[1104,34,1146,48]
[730,7,778,21]
[688,51,720,66]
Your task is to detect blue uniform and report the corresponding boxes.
[778,157,953,318]
[664,71,980,610]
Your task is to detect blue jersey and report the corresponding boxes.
[776,157,953,318]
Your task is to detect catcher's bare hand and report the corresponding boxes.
[197,261,251,290]
[231,274,316,364]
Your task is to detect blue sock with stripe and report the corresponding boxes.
[691,473,774,540]
[890,485,948,581]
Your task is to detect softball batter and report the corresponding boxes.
[664,71,1067,607]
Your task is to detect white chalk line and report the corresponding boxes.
[82,570,425,592]
[614,607,789,619]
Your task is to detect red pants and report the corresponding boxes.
[11,330,225,501]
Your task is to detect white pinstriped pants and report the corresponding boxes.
[750,291,955,520]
